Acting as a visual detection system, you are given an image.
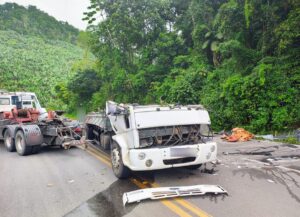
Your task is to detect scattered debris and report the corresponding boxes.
[256,135,274,141]
[256,131,300,143]
[68,179,75,184]
[267,179,275,183]
[47,183,54,187]
[265,156,300,163]
[222,128,254,142]
[223,150,274,156]
[123,185,227,205]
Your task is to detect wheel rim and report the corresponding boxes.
[111,148,120,169]
[5,134,11,148]
[16,135,23,152]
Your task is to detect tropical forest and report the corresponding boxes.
[0,0,299,134]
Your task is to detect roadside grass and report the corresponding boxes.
[255,136,300,145]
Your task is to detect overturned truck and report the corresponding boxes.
[85,101,217,178]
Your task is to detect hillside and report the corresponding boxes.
[0,30,84,107]
[0,3,78,43]
[79,0,299,133]
[0,3,86,109]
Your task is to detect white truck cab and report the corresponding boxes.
[106,101,217,178]
[0,90,48,119]
[0,90,17,112]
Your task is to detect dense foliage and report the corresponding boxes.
[0,3,87,110]
[0,3,78,43]
[70,0,299,133]
[0,30,85,109]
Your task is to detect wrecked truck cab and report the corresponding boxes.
[106,101,217,179]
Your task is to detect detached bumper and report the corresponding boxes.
[123,142,217,171]
[123,184,227,205]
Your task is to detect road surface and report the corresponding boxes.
[0,137,299,217]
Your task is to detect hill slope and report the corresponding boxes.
[0,30,84,107]
[0,3,78,43]
[0,3,87,108]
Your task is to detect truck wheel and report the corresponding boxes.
[31,145,41,154]
[15,130,32,156]
[100,134,111,150]
[185,164,202,170]
[111,142,130,179]
[85,125,94,140]
[4,130,16,152]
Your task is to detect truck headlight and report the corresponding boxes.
[138,152,146,160]
[145,159,153,167]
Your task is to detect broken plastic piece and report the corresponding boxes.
[123,184,227,205]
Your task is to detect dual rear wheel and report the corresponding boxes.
[4,130,41,156]
[4,130,15,152]
[15,130,41,156]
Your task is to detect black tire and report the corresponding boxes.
[185,164,202,170]
[15,130,32,156]
[4,130,16,152]
[100,134,111,150]
[31,145,41,154]
[85,125,94,140]
[111,141,131,179]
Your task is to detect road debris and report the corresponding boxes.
[222,128,254,142]
[267,179,275,183]
[123,184,227,205]
[223,150,274,156]
[47,183,54,187]
[68,179,75,184]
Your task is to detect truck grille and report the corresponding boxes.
[138,125,212,148]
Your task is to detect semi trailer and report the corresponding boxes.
[85,101,217,178]
[0,90,81,156]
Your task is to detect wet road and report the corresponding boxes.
[1,138,300,217]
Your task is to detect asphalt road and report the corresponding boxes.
[1,137,300,217]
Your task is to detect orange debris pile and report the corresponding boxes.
[221,128,254,142]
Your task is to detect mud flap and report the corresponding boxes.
[123,185,227,206]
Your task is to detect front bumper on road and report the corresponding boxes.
[123,142,217,171]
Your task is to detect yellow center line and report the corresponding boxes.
[130,178,192,217]
[86,149,192,217]
[134,177,211,217]
[85,145,212,217]
[174,199,212,217]
[85,149,111,167]
[87,147,111,161]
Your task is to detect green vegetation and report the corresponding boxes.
[0,30,84,109]
[0,3,78,43]
[64,0,299,133]
[0,1,299,134]
[0,3,88,110]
